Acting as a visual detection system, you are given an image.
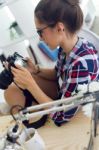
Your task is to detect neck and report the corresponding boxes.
[60,34,78,56]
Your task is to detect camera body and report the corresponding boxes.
[0,52,27,89]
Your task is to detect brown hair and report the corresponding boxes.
[34,0,83,34]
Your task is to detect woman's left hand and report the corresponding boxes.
[11,65,35,89]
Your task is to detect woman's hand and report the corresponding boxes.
[25,57,37,73]
[11,65,35,89]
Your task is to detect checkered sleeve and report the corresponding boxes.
[50,60,90,125]
[64,60,89,97]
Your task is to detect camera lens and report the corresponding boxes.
[0,69,13,89]
[0,52,26,90]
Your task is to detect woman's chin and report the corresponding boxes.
[48,45,57,50]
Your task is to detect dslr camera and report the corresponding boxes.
[0,52,27,89]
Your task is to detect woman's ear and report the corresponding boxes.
[57,22,65,32]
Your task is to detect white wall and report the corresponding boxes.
[0,6,15,30]
[8,0,38,38]
[92,0,99,15]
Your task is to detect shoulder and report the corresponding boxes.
[76,38,97,56]
[70,38,98,66]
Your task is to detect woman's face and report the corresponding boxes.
[34,17,64,50]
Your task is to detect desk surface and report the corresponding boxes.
[38,110,92,150]
[0,110,93,150]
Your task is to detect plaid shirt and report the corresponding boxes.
[50,37,99,126]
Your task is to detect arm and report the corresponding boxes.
[27,79,53,104]
[33,65,57,81]
[26,57,57,81]
[11,65,56,104]
[50,60,90,125]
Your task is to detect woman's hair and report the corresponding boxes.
[35,0,83,34]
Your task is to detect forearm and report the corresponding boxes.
[32,65,57,81]
[27,80,53,104]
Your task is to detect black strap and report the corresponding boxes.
[22,115,48,129]
[22,89,48,128]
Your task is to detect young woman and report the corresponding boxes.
[4,0,99,126]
